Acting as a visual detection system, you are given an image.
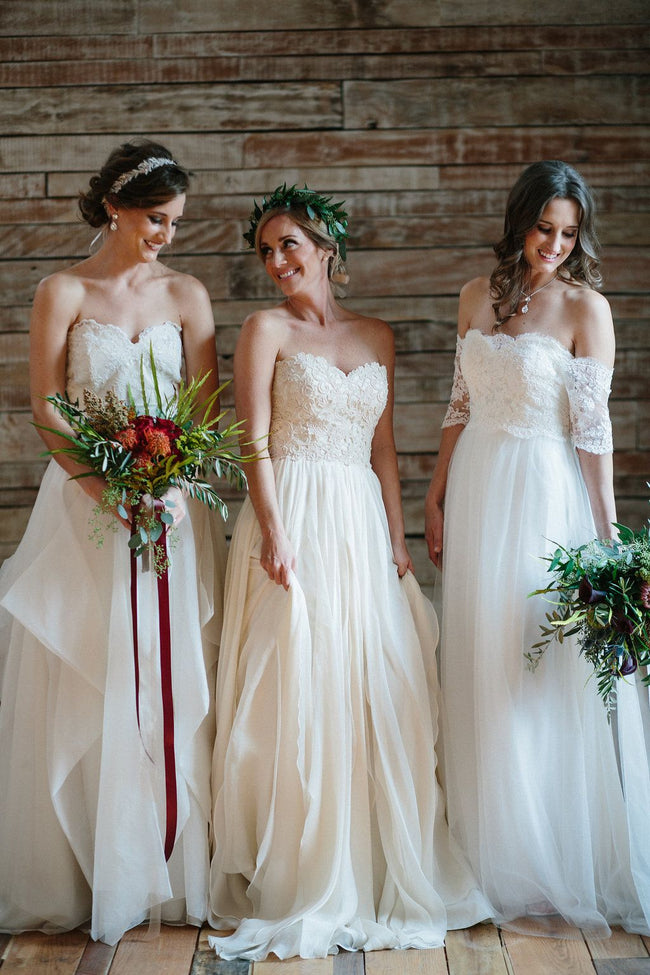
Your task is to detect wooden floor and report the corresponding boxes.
[2,922,650,975]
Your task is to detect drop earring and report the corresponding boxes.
[109,213,118,232]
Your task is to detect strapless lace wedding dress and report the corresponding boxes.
[0,320,226,945]
[208,352,491,961]
[439,329,650,936]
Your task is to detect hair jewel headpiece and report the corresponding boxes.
[107,156,177,196]
[244,183,349,259]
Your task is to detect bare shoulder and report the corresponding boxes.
[33,266,86,305]
[30,267,87,329]
[460,275,491,303]
[567,281,611,319]
[237,306,289,354]
[343,308,394,359]
[458,276,491,335]
[352,310,393,339]
[341,305,392,336]
[567,284,615,364]
[165,267,211,307]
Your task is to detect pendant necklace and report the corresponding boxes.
[519,274,557,314]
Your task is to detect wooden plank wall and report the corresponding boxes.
[0,1,648,590]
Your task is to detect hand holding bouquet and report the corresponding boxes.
[38,347,248,571]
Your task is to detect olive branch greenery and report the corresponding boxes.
[243,183,349,259]
[526,505,650,713]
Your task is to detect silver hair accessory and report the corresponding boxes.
[107,156,176,196]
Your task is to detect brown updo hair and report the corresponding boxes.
[491,160,602,327]
[255,205,349,287]
[78,139,190,228]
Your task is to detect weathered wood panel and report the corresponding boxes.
[345,77,650,129]
[0,1,137,36]
[4,48,650,87]
[3,83,342,134]
[1,26,648,72]
[241,127,650,168]
[109,925,198,975]
[0,929,88,974]
[135,0,650,32]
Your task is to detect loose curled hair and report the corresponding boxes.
[78,139,190,228]
[254,205,350,289]
[491,160,602,327]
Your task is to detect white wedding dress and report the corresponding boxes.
[208,352,491,961]
[0,320,227,945]
[439,328,650,936]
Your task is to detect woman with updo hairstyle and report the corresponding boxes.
[0,139,226,943]
[208,184,491,961]
[79,140,190,228]
[425,160,650,936]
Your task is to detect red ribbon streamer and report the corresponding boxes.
[130,501,178,862]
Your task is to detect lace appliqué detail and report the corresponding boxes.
[442,335,470,428]
[457,330,575,441]
[270,353,388,466]
[66,320,182,410]
[566,356,613,454]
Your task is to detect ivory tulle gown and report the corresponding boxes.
[0,320,227,945]
[439,328,650,936]
[208,351,491,961]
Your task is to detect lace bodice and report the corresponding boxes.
[442,330,613,453]
[269,353,388,465]
[66,319,182,410]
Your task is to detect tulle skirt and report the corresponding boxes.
[208,457,491,960]
[0,461,227,944]
[439,423,650,937]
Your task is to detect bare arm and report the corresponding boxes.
[576,451,616,539]
[234,313,295,589]
[176,275,220,414]
[424,424,464,569]
[424,279,478,567]
[29,274,111,510]
[369,325,414,577]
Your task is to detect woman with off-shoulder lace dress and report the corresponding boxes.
[425,160,650,938]
[0,140,226,944]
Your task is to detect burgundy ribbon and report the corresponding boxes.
[130,501,178,862]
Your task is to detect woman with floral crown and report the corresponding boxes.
[0,139,227,944]
[425,160,650,936]
[208,184,491,960]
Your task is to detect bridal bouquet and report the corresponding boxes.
[526,512,650,711]
[39,349,248,572]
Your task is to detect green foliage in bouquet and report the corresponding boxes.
[527,511,650,712]
[36,346,250,564]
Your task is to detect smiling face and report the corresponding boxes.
[110,194,186,262]
[523,197,580,275]
[258,213,332,293]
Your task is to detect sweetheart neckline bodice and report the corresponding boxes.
[66,318,183,409]
[72,319,181,346]
[270,350,388,466]
[275,351,385,380]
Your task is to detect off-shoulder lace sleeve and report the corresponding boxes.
[566,356,613,454]
[442,335,470,428]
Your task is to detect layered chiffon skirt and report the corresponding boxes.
[0,461,226,944]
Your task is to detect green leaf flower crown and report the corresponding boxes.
[243,183,349,260]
